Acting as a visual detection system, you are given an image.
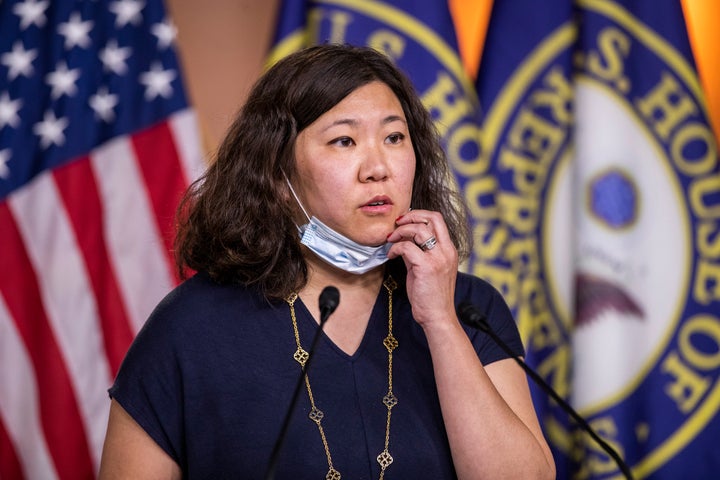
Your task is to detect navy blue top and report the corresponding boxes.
[109,270,524,479]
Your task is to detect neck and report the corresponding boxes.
[301,248,386,296]
[299,250,386,349]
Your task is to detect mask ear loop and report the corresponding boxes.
[283,172,311,223]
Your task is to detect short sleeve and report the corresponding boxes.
[108,285,188,466]
[454,272,525,366]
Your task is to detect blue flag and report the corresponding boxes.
[475,0,720,478]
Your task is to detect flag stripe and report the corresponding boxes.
[0,294,58,480]
[0,202,93,480]
[0,413,24,480]
[131,121,188,284]
[169,110,205,185]
[91,136,176,334]
[0,413,23,480]
[53,156,135,376]
[9,174,112,471]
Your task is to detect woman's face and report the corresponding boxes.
[293,81,416,247]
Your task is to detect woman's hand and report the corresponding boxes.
[386,209,458,327]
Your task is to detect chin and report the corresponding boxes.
[355,236,387,248]
[351,218,395,245]
[365,230,392,247]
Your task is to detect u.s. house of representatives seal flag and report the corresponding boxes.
[475,0,720,478]
[0,0,203,478]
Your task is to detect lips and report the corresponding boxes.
[363,195,392,207]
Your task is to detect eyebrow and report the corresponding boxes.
[321,115,407,132]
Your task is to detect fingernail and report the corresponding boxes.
[395,215,404,222]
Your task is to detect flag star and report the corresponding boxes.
[99,39,132,75]
[109,0,145,28]
[0,149,10,179]
[45,61,81,100]
[58,12,94,49]
[33,110,69,149]
[1,41,38,80]
[90,87,119,122]
[151,18,177,50]
[0,92,23,129]
[13,0,50,29]
[139,62,176,100]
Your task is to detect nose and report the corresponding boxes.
[359,143,389,183]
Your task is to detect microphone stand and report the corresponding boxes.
[457,302,634,480]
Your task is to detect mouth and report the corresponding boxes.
[363,196,392,207]
[360,196,393,216]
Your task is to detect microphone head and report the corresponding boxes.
[457,301,489,332]
[319,286,340,318]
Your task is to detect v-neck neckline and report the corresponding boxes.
[293,286,388,360]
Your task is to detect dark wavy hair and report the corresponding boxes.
[175,44,471,299]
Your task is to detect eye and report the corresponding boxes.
[386,133,405,145]
[329,136,355,147]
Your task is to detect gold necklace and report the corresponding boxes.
[286,276,398,480]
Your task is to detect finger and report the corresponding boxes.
[393,210,452,246]
[395,209,431,226]
[387,222,435,247]
[418,235,437,251]
[396,210,449,239]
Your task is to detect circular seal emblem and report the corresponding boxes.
[474,0,720,478]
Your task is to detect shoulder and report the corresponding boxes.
[156,271,254,310]
[149,272,269,325]
[453,271,524,361]
[454,271,508,313]
[130,272,278,354]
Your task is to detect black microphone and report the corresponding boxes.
[265,286,340,480]
[457,301,634,480]
[319,286,340,323]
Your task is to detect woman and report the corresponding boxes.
[99,44,555,479]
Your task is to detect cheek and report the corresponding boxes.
[310,169,348,192]
[297,167,350,212]
[401,169,415,191]
[401,154,417,190]
[394,159,416,208]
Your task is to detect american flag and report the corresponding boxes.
[0,0,204,478]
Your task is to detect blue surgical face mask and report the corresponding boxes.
[299,216,392,274]
[286,176,391,274]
